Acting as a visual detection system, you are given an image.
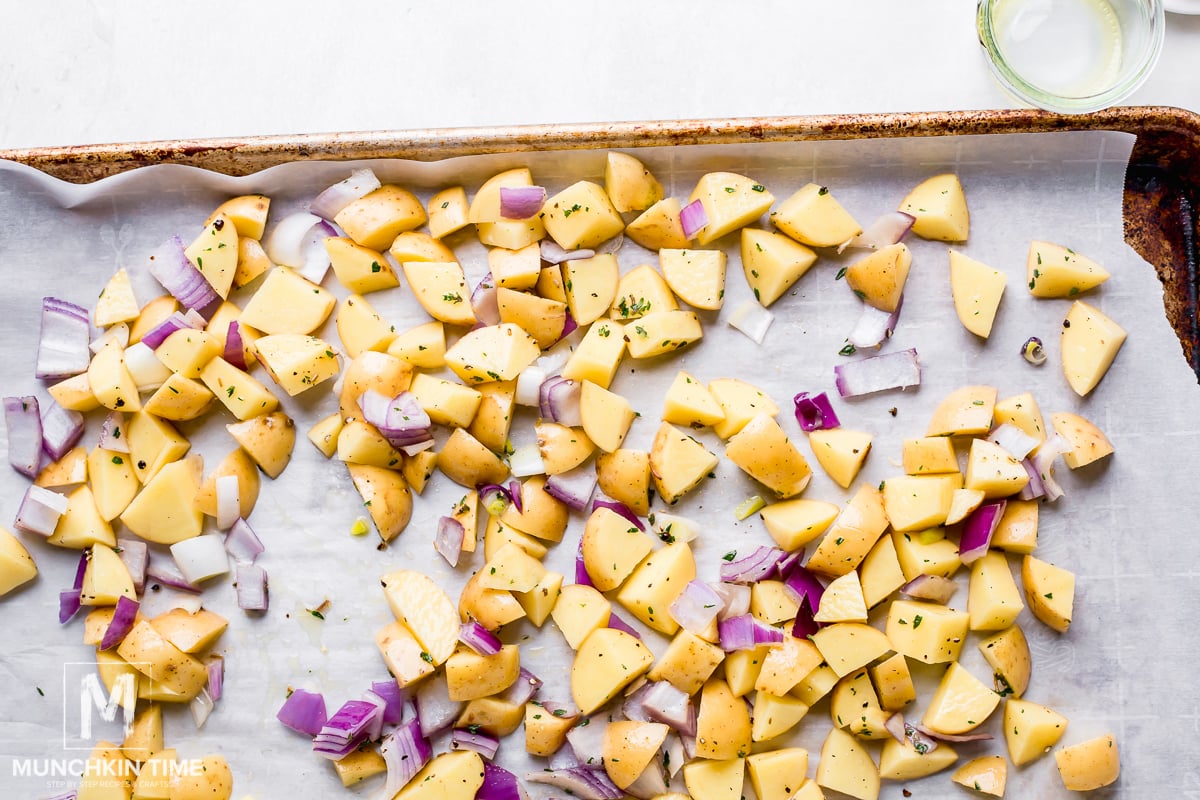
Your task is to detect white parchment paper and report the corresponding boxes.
[1,130,1198,799]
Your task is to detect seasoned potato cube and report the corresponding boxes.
[542,181,624,250]
[772,183,861,248]
[185,213,239,299]
[899,173,969,242]
[1022,555,1075,632]
[922,662,1000,734]
[1051,411,1114,468]
[810,622,892,678]
[978,624,1032,698]
[334,184,426,250]
[0,526,38,596]
[708,378,779,439]
[927,385,997,436]
[200,357,280,420]
[570,628,654,714]
[227,412,296,479]
[240,267,335,335]
[497,288,566,349]
[611,263,678,320]
[816,727,879,800]
[683,756,746,800]
[1055,734,1119,790]
[94,268,140,327]
[427,186,470,238]
[950,249,1006,338]
[968,551,1024,631]
[1061,300,1126,396]
[446,644,520,701]
[755,634,823,696]
[650,422,718,505]
[695,678,752,759]
[740,228,818,307]
[649,629,725,695]
[808,428,872,489]
[119,456,204,545]
[625,197,690,251]
[254,334,340,396]
[561,318,625,388]
[952,755,1007,797]
[688,171,775,245]
[878,736,959,780]
[401,261,476,327]
[563,254,620,326]
[1027,240,1110,297]
[885,599,968,664]
[326,237,400,294]
[336,294,395,358]
[616,542,696,635]
[964,439,1029,499]
[1004,698,1067,765]
[581,506,654,592]
[605,152,663,213]
[387,321,447,369]
[623,310,703,358]
[596,449,652,516]
[830,668,889,740]
[805,483,889,578]
[660,248,727,311]
[488,242,541,290]
[444,322,540,384]
[844,243,911,313]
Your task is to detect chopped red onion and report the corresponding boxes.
[471,272,500,328]
[116,538,148,595]
[913,722,992,743]
[452,727,501,760]
[59,590,82,624]
[5,396,43,477]
[171,535,229,584]
[235,563,268,611]
[718,613,784,652]
[509,443,546,478]
[264,212,336,283]
[310,168,381,220]
[15,484,69,536]
[720,545,786,583]
[1032,434,1072,502]
[679,199,708,240]
[784,565,826,609]
[728,300,774,343]
[668,580,724,636]
[89,323,130,356]
[361,689,389,741]
[380,720,432,796]
[526,765,624,800]
[277,688,328,736]
[98,595,139,651]
[987,423,1039,461]
[638,681,694,734]
[370,680,405,725]
[663,734,685,778]
[124,342,171,391]
[460,621,502,656]
[558,310,579,342]
[834,347,921,398]
[478,483,512,516]
[901,574,957,604]
[791,597,821,640]
[98,411,129,454]
[608,611,642,639]
[540,240,596,264]
[501,667,543,706]
[147,236,219,313]
[145,559,203,594]
[499,186,547,220]
[848,297,903,349]
[223,321,248,371]
[435,516,466,568]
[625,763,668,799]
[592,498,644,531]
[414,675,461,737]
[40,401,84,462]
[314,699,382,759]
[793,391,841,432]
[575,538,594,587]
[884,711,908,744]
[358,390,433,450]
[539,375,583,427]
[190,687,215,729]
[904,722,941,754]
[207,656,224,703]
[545,464,597,511]
[224,518,264,565]
[508,479,524,514]
[515,365,548,407]
[959,500,1007,564]
[775,549,804,578]
[838,211,916,253]
[711,581,751,620]
[567,716,607,764]
[215,474,240,532]
[36,297,91,380]
[478,762,522,800]
[140,311,202,350]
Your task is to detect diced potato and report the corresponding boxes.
[241,267,335,335]
[333,746,387,787]
[611,263,678,320]
[445,322,540,385]
[772,183,861,248]
[1027,240,1110,297]
[751,691,810,742]
[1061,300,1126,396]
[118,456,203,545]
[602,720,669,789]
[740,228,817,307]
[121,703,162,763]
[235,236,273,288]
[885,599,968,664]
[35,445,88,490]
[994,390,1047,443]
[708,378,779,439]
[1051,411,1113,468]
[759,497,839,551]
[793,663,840,706]
[922,662,1000,734]
[326,237,399,294]
[695,678,752,759]
[755,634,823,696]
[512,570,563,627]
[148,608,227,654]
[950,249,1006,338]
[185,213,239,299]
[952,755,1008,797]
[85,448,138,522]
[226,412,295,479]
[446,644,520,701]
[878,736,959,780]
[380,569,459,666]
[88,340,141,413]
[844,243,911,313]
[497,288,566,349]
[428,186,470,238]
[891,527,962,580]
[747,748,809,800]
[805,483,889,577]
[813,571,868,623]
[578,380,634,453]
[725,413,812,499]
[978,624,1032,698]
[623,310,703,358]
[927,385,997,437]
[688,172,775,245]
[605,152,663,213]
[348,465,412,542]
[899,173,969,242]
[1055,734,1120,790]
[550,583,611,649]
[1005,698,1068,765]
[581,506,654,592]
[95,268,141,327]
[870,652,916,712]
[337,419,403,468]
[487,242,541,291]
[338,350,414,419]
[207,194,270,239]
[1022,555,1075,632]
[476,217,546,249]
[662,370,724,428]
[535,421,596,475]
[500,475,569,542]
[116,620,207,697]
[459,571,525,632]
[808,428,872,489]
[750,579,799,625]
[964,439,1030,499]
[0,525,38,596]
[649,629,726,695]
[77,741,133,800]
[882,474,956,532]
[48,485,116,550]
[859,534,907,609]
[542,181,624,250]
[143,373,214,421]
[659,248,727,311]
[469,168,535,224]
[524,699,576,757]
[829,668,888,739]
[725,645,770,698]
[479,541,546,593]
[393,751,484,800]
[402,261,476,327]
[388,321,447,369]
[570,628,654,714]
[625,197,690,251]
[683,757,745,800]
[335,295,394,358]
[483,516,548,561]
[945,488,986,525]
[409,373,483,428]
[650,422,718,505]
[816,727,879,800]
[968,551,1024,631]
[255,334,341,396]
[390,231,455,264]
[810,622,892,677]
[126,411,190,484]
[561,318,625,388]
[334,184,426,250]
[991,497,1039,553]
[199,357,280,420]
[616,542,696,634]
[596,449,652,516]
[902,436,959,475]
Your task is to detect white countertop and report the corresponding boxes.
[2,0,1198,150]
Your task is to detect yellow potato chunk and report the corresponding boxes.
[950,249,1006,338]
[964,439,1029,499]
[570,628,654,714]
[927,385,997,437]
[688,172,775,245]
[240,267,335,335]
[659,248,727,310]
[561,318,625,388]
[95,268,141,327]
[1027,240,1110,297]
[844,243,911,313]
[740,228,817,307]
[772,183,861,248]
[428,186,470,238]
[542,180,625,250]
[695,678,752,759]
[625,197,690,251]
[885,599,968,664]
[1052,411,1114,468]
[758,498,839,551]
[898,173,970,242]
[808,428,872,489]
[878,737,959,781]
[381,569,459,666]
[1022,555,1075,632]
[1061,300,1126,396]
[185,212,239,299]
[1005,698,1068,765]
[810,622,892,677]
[254,335,340,396]
[401,261,476,327]
[616,542,696,635]
[725,413,812,499]
[805,482,889,577]
[325,237,400,294]
[611,263,678,320]
[922,662,1000,734]
[605,151,663,213]
[816,727,879,800]
[1055,734,1120,791]
[0,526,38,596]
[968,550,1024,631]
[978,624,1032,698]
[650,422,719,505]
[334,184,426,250]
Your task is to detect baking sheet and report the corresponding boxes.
[1,129,1198,799]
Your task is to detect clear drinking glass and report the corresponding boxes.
[977,0,1165,113]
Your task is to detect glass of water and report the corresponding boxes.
[977,0,1165,113]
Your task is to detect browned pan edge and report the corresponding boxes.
[3,107,1198,377]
